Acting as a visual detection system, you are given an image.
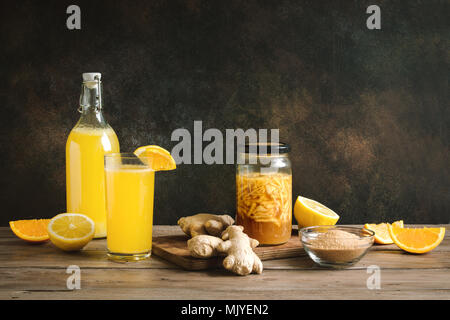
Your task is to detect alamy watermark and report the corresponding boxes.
[67,5,381,31]
[366,5,381,30]
[170,121,280,166]
[66,5,81,30]
[366,265,381,290]
[66,265,81,290]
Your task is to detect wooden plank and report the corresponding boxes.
[4,288,450,300]
[0,225,449,300]
[0,225,449,270]
[152,231,305,271]
[1,244,448,271]
[0,267,449,300]
[0,237,177,269]
[262,249,450,270]
[0,225,182,269]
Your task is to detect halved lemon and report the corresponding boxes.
[134,145,176,171]
[9,219,51,243]
[388,224,445,254]
[364,220,404,244]
[294,196,340,228]
[47,213,95,251]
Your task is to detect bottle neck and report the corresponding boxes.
[78,80,107,126]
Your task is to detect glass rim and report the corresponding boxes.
[104,152,153,170]
[300,225,375,239]
[104,152,139,159]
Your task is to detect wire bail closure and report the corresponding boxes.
[78,75,102,113]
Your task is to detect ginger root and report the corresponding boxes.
[186,225,263,276]
[217,225,263,276]
[178,213,234,237]
[187,235,224,258]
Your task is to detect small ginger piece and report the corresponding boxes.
[178,213,234,237]
[187,235,224,258]
[217,225,263,276]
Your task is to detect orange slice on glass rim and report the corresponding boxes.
[9,219,51,243]
[364,220,404,244]
[134,145,176,171]
[388,224,445,254]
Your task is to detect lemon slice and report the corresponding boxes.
[294,196,340,228]
[47,213,95,251]
[134,145,176,171]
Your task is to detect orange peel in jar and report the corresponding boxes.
[236,172,292,226]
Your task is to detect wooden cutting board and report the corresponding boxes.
[152,230,305,270]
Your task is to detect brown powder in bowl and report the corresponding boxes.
[307,229,369,263]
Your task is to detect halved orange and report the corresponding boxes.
[9,219,51,243]
[364,220,404,244]
[388,224,446,254]
[134,145,176,171]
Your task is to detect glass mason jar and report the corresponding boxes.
[236,143,292,245]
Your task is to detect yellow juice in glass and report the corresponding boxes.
[66,126,120,238]
[105,159,155,260]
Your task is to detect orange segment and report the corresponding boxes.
[9,219,51,243]
[364,220,403,244]
[134,145,176,171]
[388,225,445,254]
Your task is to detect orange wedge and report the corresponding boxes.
[364,220,404,244]
[388,224,446,254]
[134,145,176,171]
[9,219,51,243]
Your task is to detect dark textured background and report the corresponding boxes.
[1,0,449,225]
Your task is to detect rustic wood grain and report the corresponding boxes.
[0,225,449,300]
[1,268,449,300]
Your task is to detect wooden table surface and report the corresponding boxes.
[1,225,449,300]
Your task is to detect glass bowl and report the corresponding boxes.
[300,226,374,268]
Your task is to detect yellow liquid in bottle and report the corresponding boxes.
[105,165,155,254]
[66,126,120,238]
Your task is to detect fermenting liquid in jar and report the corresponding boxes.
[236,145,292,245]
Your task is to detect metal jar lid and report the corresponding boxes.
[242,142,291,155]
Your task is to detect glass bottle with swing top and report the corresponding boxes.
[66,73,120,238]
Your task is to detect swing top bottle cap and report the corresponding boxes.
[82,73,101,82]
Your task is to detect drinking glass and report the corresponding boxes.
[105,153,155,261]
